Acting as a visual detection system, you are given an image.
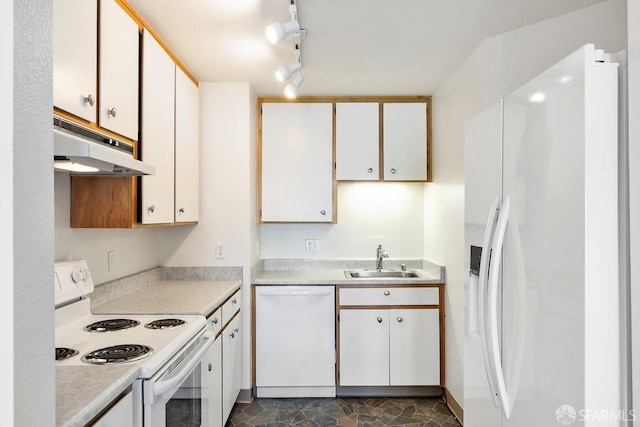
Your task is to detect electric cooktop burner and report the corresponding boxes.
[55,347,79,361]
[81,344,153,364]
[84,318,140,332]
[144,318,186,330]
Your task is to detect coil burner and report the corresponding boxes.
[144,319,186,330]
[55,347,79,361]
[81,344,153,364]
[84,318,140,332]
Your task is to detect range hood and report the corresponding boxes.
[53,116,155,175]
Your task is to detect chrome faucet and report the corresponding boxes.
[376,244,389,271]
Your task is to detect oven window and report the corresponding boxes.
[165,363,202,426]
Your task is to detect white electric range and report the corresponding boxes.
[55,260,214,426]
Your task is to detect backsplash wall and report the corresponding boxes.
[259,182,425,260]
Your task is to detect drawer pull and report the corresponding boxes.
[232,298,237,304]
[384,290,390,296]
[377,317,383,323]
[211,317,218,324]
[208,363,212,372]
[397,317,404,323]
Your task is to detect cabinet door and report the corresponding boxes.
[339,309,389,386]
[92,391,134,426]
[336,103,380,180]
[141,31,175,224]
[174,68,200,222]
[383,103,427,181]
[53,0,97,122]
[204,336,223,427]
[389,309,440,385]
[261,103,334,222]
[99,0,139,140]
[222,314,242,425]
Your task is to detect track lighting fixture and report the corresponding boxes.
[284,74,304,99]
[266,20,300,44]
[275,62,302,82]
[267,0,307,98]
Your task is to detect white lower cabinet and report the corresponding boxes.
[222,313,242,425]
[339,308,440,386]
[204,336,223,427]
[91,391,134,427]
[338,285,442,388]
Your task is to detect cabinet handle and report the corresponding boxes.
[179,207,185,214]
[211,317,218,325]
[232,298,237,304]
[384,290,390,296]
[377,317,383,323]
[390,168,397,174]
[230,331,236,338]
[397,317,404,323]
[320,210,326,216]
[107,107,117,117]
[82,94,95,107]
[367,168,373,173]
[208,363,213,372]
[148,205,155,213]
[234,328,240,333]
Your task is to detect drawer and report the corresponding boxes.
[339,287,439,306]
[222,289,241,326]
[207,307,222,335]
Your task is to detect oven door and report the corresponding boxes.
[141,329,214,427]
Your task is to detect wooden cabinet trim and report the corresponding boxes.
[116,0,198,86]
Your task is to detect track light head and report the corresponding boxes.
[284,74,304,98]
[266,20,300,44]
[275,62,302,82]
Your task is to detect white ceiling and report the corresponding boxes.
[126,0,608,96]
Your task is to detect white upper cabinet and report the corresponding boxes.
[336,103,380,181]
[260,102,334,223]
[141,30,175,225]
[383,103,428,181]
[98,0,139,140]
[174,68,200,223]
[53,0,97,122]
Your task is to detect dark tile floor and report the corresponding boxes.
[226,396,461,427]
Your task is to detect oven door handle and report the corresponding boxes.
[151,330,214,397]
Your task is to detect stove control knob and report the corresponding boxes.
[71,269,82,284]
[81,269,91,281]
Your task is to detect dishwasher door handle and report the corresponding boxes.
[257,289,333,297]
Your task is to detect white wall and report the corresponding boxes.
[54,173,159,284]
[627,0,640,422]
[9,0,55,424]
[1,0,14,420]
[260,182,425,259]
[157,82,257,390]
[427,0,627,409]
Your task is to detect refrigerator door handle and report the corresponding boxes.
[487,196,512,419]
[478,196,501,408]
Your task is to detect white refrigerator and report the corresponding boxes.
[464,44,621,427]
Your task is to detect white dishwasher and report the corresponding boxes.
[255,286,336,397]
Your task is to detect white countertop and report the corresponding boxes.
[56,365,139,427]
[92,279,241,316]
[253,269,444,285]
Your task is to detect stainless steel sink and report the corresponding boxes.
[344,269,420,279]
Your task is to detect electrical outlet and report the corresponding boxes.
[215,242,225,259]
[305,239,320,253]
[108,250,115,272]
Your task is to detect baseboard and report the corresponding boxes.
[444,388,463,425]
[337,386,443,398]
[236,388,253,404]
